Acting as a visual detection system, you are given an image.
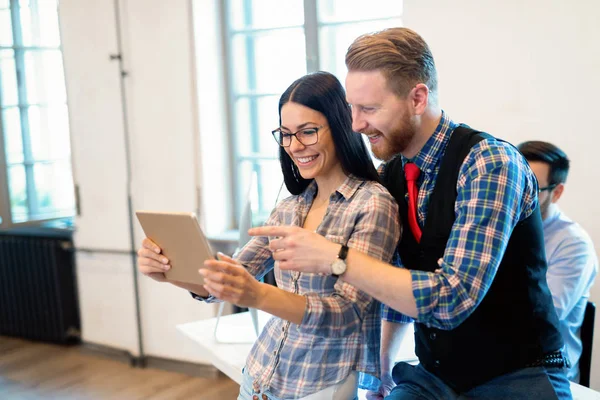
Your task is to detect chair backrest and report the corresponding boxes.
[579,301,596,388]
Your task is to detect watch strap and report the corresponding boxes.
[338,244,349,260]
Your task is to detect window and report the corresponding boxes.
[224,0,402,225]
[0,0,74,228]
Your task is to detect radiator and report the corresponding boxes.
[0,230,81,343]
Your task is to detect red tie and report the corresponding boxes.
[404,163,422,243]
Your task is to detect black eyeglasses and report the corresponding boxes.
[538,184,558,193]
[271,125,324,147]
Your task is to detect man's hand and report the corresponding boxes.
[366,373,395,400]
[248,226,340,274]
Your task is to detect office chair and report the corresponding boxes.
[579,301,596,388]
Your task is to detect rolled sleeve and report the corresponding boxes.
[412,142,534,330]
[190,291,218,303]
[300,284,372,338]
[382,304,413,323]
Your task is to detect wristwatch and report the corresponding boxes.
[331,244,349,277]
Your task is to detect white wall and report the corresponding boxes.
[404,0,600,390]
[59,0,215,363]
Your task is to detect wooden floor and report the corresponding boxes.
[0,336,240,399]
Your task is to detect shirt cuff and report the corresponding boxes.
[410,269,437,322]
[382,304,413,323]
[298,293,323,333]
[190,291,218,303]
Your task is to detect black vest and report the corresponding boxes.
[383,125,563,392]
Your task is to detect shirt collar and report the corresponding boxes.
[336,174,363,199]
[543,203,561,228]
[402,110,458,174]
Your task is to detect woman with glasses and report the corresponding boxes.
[137,71,399,400]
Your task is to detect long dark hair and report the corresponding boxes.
[277,71,380,195]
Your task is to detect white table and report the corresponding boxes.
[177,311,600,400]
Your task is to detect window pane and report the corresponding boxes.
[229,0,303,30]
[255,95,280,155]
[0,7,13,46]
[27,104,70,161]
[24,50,67,104]
[8,164,28,222]
[319,18,402,82]
[18,0,61,47]
[233,97,252,155]
[233,96,279,158]
[231,40,250,93]
[0,49,19,107]
[231,29,306,94]
[31,160,75,220]
[237,159,282,224]
[1,107,24,164]
[318,0,402,23]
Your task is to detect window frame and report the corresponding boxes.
[221,0,402,227]
[0,0,74,229]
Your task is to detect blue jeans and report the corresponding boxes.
[386,362,572,400]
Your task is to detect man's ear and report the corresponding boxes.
[551,183,565,203]
[410,83,429,115]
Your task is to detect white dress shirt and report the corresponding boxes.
[543,204,598,382]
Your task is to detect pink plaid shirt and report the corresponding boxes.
[235,175,399,398]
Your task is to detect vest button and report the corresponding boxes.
[253,396,259,400]
[262,395,269,400]
[434,360,441,368]
[430,332,436,340]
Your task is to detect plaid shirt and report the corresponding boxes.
[382,111,538,330]
[234,175,399,399]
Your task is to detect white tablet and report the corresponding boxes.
[135,211,215,286]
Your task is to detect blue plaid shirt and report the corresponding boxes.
[382,112,538,330]
[198,175,399,398]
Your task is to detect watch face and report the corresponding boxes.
[331,259,347,276]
